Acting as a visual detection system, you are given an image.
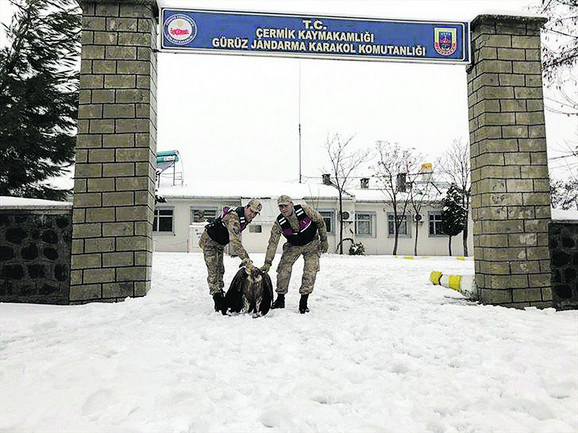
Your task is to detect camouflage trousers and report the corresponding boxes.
[200,231,225,296]
[276,239,320,295]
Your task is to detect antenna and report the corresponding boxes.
[298,61,302,184]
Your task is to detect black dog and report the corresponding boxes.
[223,267,273,316]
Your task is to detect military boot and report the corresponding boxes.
[272,294,285,309]
[299,294,310,314]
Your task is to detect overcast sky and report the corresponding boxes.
[155,0,576,185]
[1,0,575,187]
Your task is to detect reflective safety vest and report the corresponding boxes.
[206,206,247,246]
[277,205,317,246]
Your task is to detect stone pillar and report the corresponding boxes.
[467,15,552,308]
[70,0,158,303]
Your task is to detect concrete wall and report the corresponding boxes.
[353,202,474,256]
[153,198,474,256]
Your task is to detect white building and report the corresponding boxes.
[153,178,473,256]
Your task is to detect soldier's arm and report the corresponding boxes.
[224,213,250,262]
[303,204,328,241]
[264,222,282,265]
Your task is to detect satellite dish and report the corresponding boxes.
[340,211,352,221]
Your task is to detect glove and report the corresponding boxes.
[260,263,271,273]
[320,239,329,254]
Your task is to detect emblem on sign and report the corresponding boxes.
[434,28,457,56]
[164,14,197,45]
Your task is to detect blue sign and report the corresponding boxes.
[160,9,470,64]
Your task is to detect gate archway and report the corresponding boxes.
[71,0,552,308]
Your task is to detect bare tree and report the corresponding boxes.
[408,173,443,256]
[551,177,578,209]
[549,133,578,186]
[550,138,578,209]
[436,138,471,256]
[533,0,578,211]
[539,0,578,84]
[324,133,371,254]
[373,141,421,255]
[536,0,578,117]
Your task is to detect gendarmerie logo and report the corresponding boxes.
[165,14,197,45]
[434,27,457,56]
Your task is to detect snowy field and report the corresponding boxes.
[1,253,577,433]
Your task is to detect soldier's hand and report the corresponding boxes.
[320,239,329,254]
[260,263,271,273]
[244,260,255,275]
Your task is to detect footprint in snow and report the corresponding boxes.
[82,388,114,420]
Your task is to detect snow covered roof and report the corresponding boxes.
[157,178,454,206]
[157,180,344,201]
[0,196,72,210]
[349,188,389,202]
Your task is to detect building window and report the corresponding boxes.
[319,211,334,234]
[388,214,409,237]
[249,225,262,233]
[429,211,444,236]
[191,207,217,223]
[355,212,375,237]
[154,207,173,232]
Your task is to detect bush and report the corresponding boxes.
[349,242,365,255]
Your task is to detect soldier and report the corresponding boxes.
[199,199,262,312]
[260,195,328,313]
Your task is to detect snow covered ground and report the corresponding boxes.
[1,253,577,433]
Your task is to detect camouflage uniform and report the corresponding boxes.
[264,203,327,295]
[200,209,252,296]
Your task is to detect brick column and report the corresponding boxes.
[70,0,158,303]
[467,15,552,308]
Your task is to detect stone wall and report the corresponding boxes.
[0,209,72,304]
[549,221,578,310]
[467,15,552,308]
